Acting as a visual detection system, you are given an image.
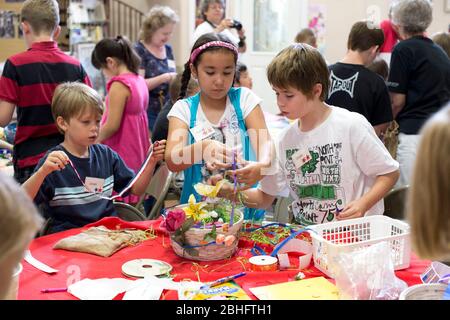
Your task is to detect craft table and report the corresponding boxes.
[18,217,430,300]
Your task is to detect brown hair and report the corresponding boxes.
[407,105,450,261]
[139,5,179,43]
[367,58,389,81]
[347,21,384,51]
[0,172,43,264]
[267,43,329,101]
[201,0,225,20]
[295,28,317,47]
[21,0,59,36]
[52,82,104,133]
[432,32,450,58]
[169,73,199,103]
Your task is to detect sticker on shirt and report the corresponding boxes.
[292,148,312,169]
[85,177,105,193]
[190,124,215,142]
[168,59,176,71]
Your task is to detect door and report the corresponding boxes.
[228,0,308,114]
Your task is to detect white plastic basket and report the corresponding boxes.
[308,215,411,278]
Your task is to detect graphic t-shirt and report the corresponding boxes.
[326,63,393,126]
[259,106,399,226]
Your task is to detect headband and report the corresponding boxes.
[190,41,238,64]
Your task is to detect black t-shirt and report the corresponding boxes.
[326,63,393,126]
[388,36,450,134]
[152,100,172,142]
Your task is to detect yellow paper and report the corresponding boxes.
[249,277,339,300]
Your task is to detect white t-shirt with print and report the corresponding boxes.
[167,87,262,180]
[193,21,240,47]
[259,106,399,226]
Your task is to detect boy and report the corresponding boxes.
[224,44,399,226]
[326,21,393,138]
[23,82,166,234]
[0,0,91,184]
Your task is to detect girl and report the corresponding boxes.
[134,5,179,133]
[165,33,273,220]
[92,36,151,204]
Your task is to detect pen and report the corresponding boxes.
[200,272,247,290]
[41,287,67,293]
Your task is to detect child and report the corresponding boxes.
[234,61,253,89]
[326,21,393,138]
[165,33,273,220]
[367,58,389,81]
[294,28,317,48]
[0,172,43,300]
[92,36,150,204]
[22,82,166,234]
[0,0,91,184]
[407,104,450,262]
[221,44,399,226]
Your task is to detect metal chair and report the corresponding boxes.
[273,195,294,223]
[136,162,173,220]
[383,185,409,220]
[114,201,147,221]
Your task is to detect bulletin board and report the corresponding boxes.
[0,0,26,62]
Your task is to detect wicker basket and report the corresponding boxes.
[170,207,244,261]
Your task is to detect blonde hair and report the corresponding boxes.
[267,43,329,101]
[21,0,59,36]
[0,172,43,263]
[432,32,450,58]
[139,5,179,43]
[52,82,104,133]
[407,105,450,261]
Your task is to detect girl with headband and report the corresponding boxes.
[165,33,274,221]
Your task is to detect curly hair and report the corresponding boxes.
[139,5,179,43]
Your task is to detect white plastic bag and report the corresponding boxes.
[333,241,407,300]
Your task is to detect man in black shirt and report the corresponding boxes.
[326,21,393,138]
[388,0,450,186]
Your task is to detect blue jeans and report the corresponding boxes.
[147,109,159,132]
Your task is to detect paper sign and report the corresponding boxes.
[85,177,105,193]
[190,124,215,142]
[168,59,176,70]
[292,148,312,169]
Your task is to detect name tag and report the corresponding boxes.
[292,148,312,169]
[190,124,215,142]
[168,59,176,71]
[85,177,105,193]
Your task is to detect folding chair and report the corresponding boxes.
[136,162,173,220]
[273,195,294,223]
[114,201,147,221]
[383,185,409,220]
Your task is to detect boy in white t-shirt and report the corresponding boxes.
[222,43,399,226]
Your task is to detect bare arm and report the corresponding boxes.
[141,71,176,91]
[218,182,276,209]
[97,82,129,143]
[0,100,15,127]
[337,169,399,220]
[373,122,390,138]
[390,92,406,119]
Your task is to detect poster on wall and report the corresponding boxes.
[308,4,326,54]
[0,11,16,38]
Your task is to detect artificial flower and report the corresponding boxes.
[215,234,225,244]
[183,195,208,222]
[194,179,227,198]
[160,209,186,233]
[224,235,236,246]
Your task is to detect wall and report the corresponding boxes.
[0,0,26,62]
[310,0,450,64]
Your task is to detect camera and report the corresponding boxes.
[230,20,243,31]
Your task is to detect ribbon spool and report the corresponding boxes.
[121,259,172,278]
[249,255,278,272]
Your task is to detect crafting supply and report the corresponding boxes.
[229,150,237,227]
[420,261,450,284]
[24,250,58,274]
[249,255,278,272]
[41,287,68,293]
[276,239,313,270]
[121,259,172,278]
[200,272,246,290]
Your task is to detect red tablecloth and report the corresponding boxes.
[18,217,430,300]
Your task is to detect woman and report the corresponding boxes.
[134,5,179,133]
[388,0,450,187]
[193,0,246,53]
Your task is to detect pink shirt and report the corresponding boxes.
[102,73,150,203]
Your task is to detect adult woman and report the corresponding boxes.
[193,0,247,53]
[134,5,179,132]
[388,0,450,186]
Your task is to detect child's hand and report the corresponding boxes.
[40,151,70,176]
[151,140,166,163]
[336,199,368,220]
[203,140,233,170]
[228,160,267,190]
[208,175,234,200]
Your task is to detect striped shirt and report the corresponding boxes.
[34,144,135,234]
[0,41,92,169]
